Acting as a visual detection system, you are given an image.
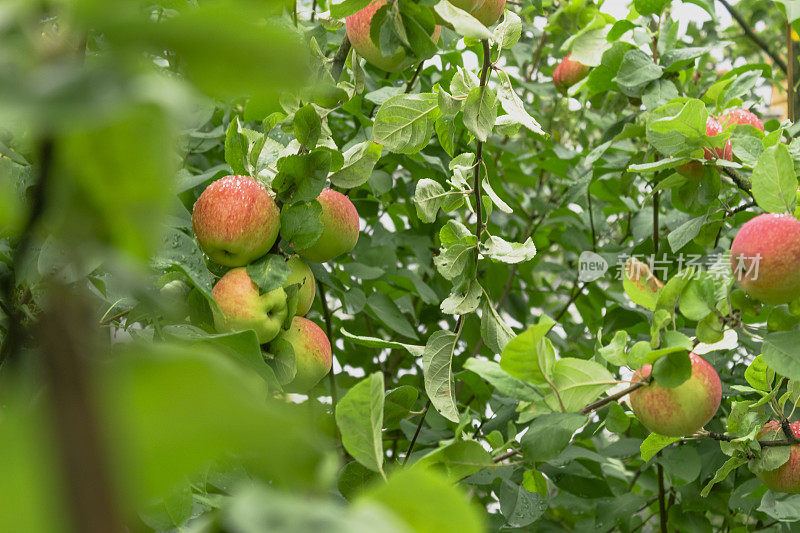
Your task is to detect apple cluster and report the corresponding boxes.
[191,175,360,392]
[676,108,764,179]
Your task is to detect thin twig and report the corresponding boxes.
[554,281,586,322]
[718,0,787,74]
[402,399,430,465]
[404,62,425,94]
[657,461,667,533]
[317,280,342,456]
[492,448,521,463]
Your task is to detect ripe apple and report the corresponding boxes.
[346,1,441,72]
[192,175,280,267]
[285,256,315,316]
[704,117,733,161]
[212,267,288,344]
[730,213,800,305]
[756,421,800,493]
[553,54,590,94]
[720,108,764,131]
[274,316,332,392]
[296,188,360,263]
[470,0,506,26]
[629,352,721,437]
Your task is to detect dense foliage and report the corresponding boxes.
[5,0,800,531]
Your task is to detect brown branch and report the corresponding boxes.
[492,447,521,463]
[554,281,587,322]
[719,166,753,196]
[580,381,647,414]
[718,0,787,74]
[404,62,424,94]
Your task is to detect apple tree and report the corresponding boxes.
[5,0,800,531]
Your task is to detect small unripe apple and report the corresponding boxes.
[720,108,765,131]
[704,117,733,161]
[192,175,280,267]
[553,54,590,94]
[346,1,441,72]
[730,213,800,305]
[470,0,506,26]
[756,421,800,493]
[296,189,360,263]
[285,256,315,316]
[629,353,721,437]
[212,267,288,344]
[676,160,703,181]
[275,316,332,392]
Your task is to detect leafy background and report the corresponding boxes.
[4,0,800,531]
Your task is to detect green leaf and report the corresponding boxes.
[280,201,324,250]
[614,49,663,88]
[384,386,419,428]
[335,372,386,475]
[550,358,615,411]
[358,469,484,533]
[484,235,536,264]
[422,330,460,422]
[341,328,424,356]
[493,11,522,49]
[751,144,798,213]
[246,254,291,294]
[497,80,545,136]
[225,117,249,175]
[440,280,482,315]
[373,93,441,154]
[622,258,663,310]
[463,86,498,143]
[414,178,448,222]
[762,332,800,381]
[329,141,383,189]
[479,299,515,354]
[463,358,542,402]
[154,228,216,302]
[293,104,321,149]
[500,316,557,384]
[668,214,708,252]
[651,350,691,388]
[700,456,747,497]
[745,354,774,391]
[433,0,493,40]
[330,0,371,20]
[597,330,628,366]
[272,150,331,205]
[366,292,419,340]
[640,433,680,462]
[520,412,587,462]
[414,440,494,480]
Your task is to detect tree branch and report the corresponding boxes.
[579,381,647,414]
[657,461,668,533]
[718,0,787,74]
[317,280,343,456]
